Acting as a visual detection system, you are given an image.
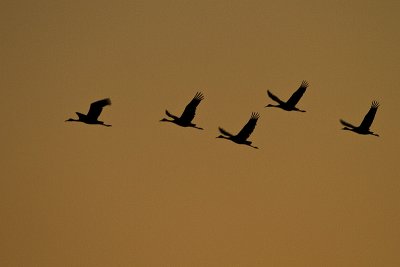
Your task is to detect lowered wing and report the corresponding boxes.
[340,119,357,129]
[165,110,179,120]
[218,127,234,137]
[267,90,285,105]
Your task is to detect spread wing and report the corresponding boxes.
[267,90,284,104]
[286,80,308,107]
[236,112,259,140]
[180,92,204,122]
[359,101,379,130]
[87,98,111,120]
[340,119,356,129]
[218,127,234,137]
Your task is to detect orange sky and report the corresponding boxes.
[1,1,400,266]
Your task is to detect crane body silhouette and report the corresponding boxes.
[217,112,260,149]
[265,80,309,112]
[65,98,112,127]
[160,92,204,129]
[340,101,380,136]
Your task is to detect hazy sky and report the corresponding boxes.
[1,1,400,266]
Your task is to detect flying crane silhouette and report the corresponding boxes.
[217,112,260,149]
[340,101,380,137]
[65,98,112,127]
[160,92,204,129]
[265,80,309,112]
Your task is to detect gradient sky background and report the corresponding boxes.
[1,1,400,266]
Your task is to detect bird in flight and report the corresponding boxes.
[65,98,112,127]
[340,101,380,137]
[160,92,204,130]
[217,112,260,149]
[265,80,309,112]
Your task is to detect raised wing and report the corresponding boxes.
[236,112,259,140]
[180,92,204,123]
[340,119,357,129]
[286,80,308,107]
[359,101,379,130]
[87,98,111,120]
[267,90,284,104]
[218,127,234,137]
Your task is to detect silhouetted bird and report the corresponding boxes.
[160,92,204,130]
[217,112,260,149]
[65,98,112,127]
[265,80,309,112]
[340,101,380,137]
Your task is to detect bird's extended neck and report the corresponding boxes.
[265,104,279,108]
[65,118,79,122]
[342,127,353,131]
[160,118,174,123]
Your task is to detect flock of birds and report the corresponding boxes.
[65,81,381,148]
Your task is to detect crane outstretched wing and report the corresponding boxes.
[340,119,356,129]
[180,92,204,123]
[218,127,234,137]
[359,101,379,130]
[286,80,308,107]
[87,98,111,120]
[267,90,284,104]
[236,112,259,140]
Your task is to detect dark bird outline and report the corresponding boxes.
[217,112,260,149]
[340,101,380,136]
[65,98,112,127]
[265,80,309,112]
[160,92,204,129]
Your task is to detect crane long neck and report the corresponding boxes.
[65,118,79,122]
[342,127,353,131]
[160,118,174,123]
[266,104,279,108]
